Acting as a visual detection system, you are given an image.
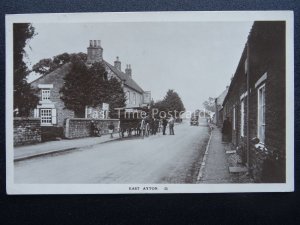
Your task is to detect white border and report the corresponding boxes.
[6,11,294,194]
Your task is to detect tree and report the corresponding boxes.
[163,89,185,115]
[60,58,110,117]
[87,61,109,107]
[203,97,216,112]
[153,89,185,118]
[60,56,92,117]
[31,58,54,75]
[32,52,87,75]
[13,23,39,116]
[106,77,126,118]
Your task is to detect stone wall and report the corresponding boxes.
[30,63,75,127]
[14,118,42,146]
[64,118,120,139]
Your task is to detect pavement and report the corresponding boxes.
[198,124,252,183]
[14,134,120,161]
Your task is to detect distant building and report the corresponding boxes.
[214,86,229,127]
[30,40,149,127]
[222,21,286,182]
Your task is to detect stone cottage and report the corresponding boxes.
[30,40,148,127]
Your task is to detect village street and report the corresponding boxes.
[15,119,210,184]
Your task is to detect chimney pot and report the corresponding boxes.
[114,56,121,71]
[125,64,132,78]
[87,40,103,64]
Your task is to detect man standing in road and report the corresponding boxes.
[169,115,175,135]
[108,121,115,139]
[162,117,168,135]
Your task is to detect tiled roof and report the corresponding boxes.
[30,61,144,94]
[30,63,72,85]
[104,61,144,94]
[216,87,229,106]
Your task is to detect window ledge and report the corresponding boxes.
[41,124,53,127]
[255,142,268,152]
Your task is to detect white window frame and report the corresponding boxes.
[41,89,51,101]
[233,105,236,130]
[240,98,245,137]
[41,108,52,125]
[126,91,130,105]
[257,84,266,144]
[133,92,136,105]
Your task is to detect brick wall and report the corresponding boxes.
[223,21,286,182]
[64,118,120,139]
[14,118,42,146]
[223,47,247,147]
[248,21,286,182]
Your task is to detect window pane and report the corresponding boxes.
[262,105,265,124]
[258,85,266,143]
[41,109,52,124]
[42,89,50,100]
[241,100,244,136]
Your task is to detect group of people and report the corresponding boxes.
[90,115,176,139]
[139,115,175,137]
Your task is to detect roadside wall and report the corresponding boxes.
[64,118,120,139]
[14,118,42,146]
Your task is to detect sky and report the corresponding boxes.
[25,21,253,112]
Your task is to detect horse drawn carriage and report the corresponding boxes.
[113,106,150,138]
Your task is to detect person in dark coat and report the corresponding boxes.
[149,118,155,135]
[154,118,159,134]
[222,117,232,142]
[108,122,115,139]
[90,120,99,136]
[162,117,168,135]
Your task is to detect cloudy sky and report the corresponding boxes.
[25,21,253,112]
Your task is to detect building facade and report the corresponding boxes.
[214,86,229,127]
[31,40,148,127]
[222,21,286,182]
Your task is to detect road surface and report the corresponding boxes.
[15,119,210,184]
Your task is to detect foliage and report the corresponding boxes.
[87,61,109,107]
[153,89,185,117]
[106,77,126,118]
[60,58,125,118]
[32,52,87,75]
[13,23,39,116]
[203,97,216,112]
[163,89,185,113]
[60,56,91,117]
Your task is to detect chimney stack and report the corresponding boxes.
[87,40,103,64]
[125,64,132,78]
[114,56,121,71]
